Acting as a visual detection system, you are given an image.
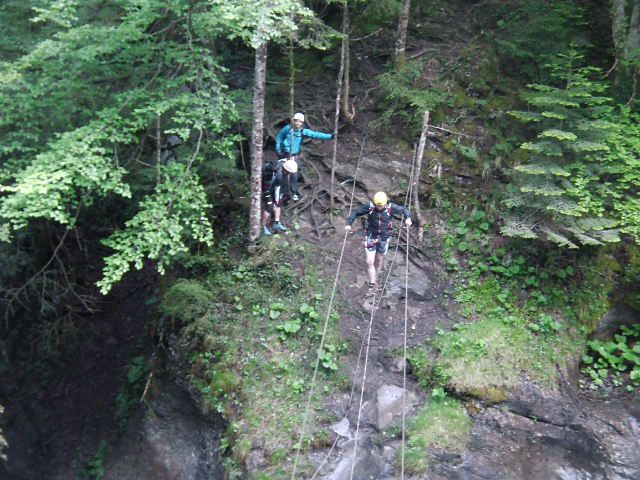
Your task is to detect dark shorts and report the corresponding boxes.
[262,188,282,213]
[364,235,389,255]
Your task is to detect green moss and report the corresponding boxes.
[403,397,471,473]
[160,279,213,325]
[170,241,343,477]
[435,277,585,397]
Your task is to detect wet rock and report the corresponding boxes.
[385,265,433,301]
[330,417,352,440]
[376,384,418,430]
[429,381,640,480]
[592,306,639,341]
[104,379,223,480]
[318,438,393,480]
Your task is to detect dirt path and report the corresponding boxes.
[277,127,457,476]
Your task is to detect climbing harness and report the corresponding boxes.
[348,148,417,480]
[309,142,415,480]
[362,236,379,249]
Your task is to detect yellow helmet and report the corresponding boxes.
[373,191,388,206]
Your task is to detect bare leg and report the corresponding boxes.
[262,210,271,227]
[374,253,384,280]
[274,205,281,223]
[365,249,377,284]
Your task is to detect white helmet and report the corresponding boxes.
[283,159,298,173]
[293,112,305,122]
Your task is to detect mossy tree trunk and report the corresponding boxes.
[341,1,354,125]
[413,110,429,242]
[330,19,346,218]
[395,0,411,67]
[249,42,268,243]
[626,0,640,102]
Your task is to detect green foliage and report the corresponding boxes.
[160,279,213,325]
[372,60,450,136]
[0,0,249,298]
[115,356,149,433]
[492,0,587,81]
[431,209,613,399]
[84,439,108,480]
[172,241,343,476]
[98,164,215,293]
[403,395,471,473]
[580,324,640,393]
[503,50,629,248]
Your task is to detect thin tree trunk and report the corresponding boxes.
[395,0,411,67]
[626,0,640,59]
[341,1,354,124]
[249,42,268,243]
[413,110,429,242]
[289,29,295,119]
[627,1,640,102]
[330,27,346,218]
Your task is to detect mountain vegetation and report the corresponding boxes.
[1,0,639,478]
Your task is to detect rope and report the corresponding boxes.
[400,146,417,479]
[349,148,418,480]
[291,133,366,480]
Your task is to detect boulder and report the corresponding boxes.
[376,384,418,430]
[319,438,393,480]
[104,380,223,480]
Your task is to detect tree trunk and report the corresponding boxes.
[341,1,354,124]
[627,1,640,102]
[330,23,346,218]
[413,110,429,242]
[249,42,268,243]
[626,0,640,58]
[394,0,411,67]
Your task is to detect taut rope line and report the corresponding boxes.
[400,146,416,479]
[291,133,366,480]
[348,147,418,480]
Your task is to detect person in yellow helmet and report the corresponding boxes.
[345,191,412,294]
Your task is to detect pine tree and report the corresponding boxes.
[504,50,621,248]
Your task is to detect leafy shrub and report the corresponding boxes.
[581,324,640,392]
[160,279,213,325]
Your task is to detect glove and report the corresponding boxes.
[345,224,352,232]
[405,218,412,227]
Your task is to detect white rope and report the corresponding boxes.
[291,134,366,480]
[400,148,417,479]
[349,147,418,480]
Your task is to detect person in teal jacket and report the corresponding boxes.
[276,112,333,201]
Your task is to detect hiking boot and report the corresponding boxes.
[273,222,288,232]
[292,194,299,201]
[365,283,376,297]
[263,226,272,236]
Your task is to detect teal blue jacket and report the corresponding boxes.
[276,124,332,156]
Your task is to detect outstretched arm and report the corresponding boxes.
[302,128,333,141]
[346,204,371,228]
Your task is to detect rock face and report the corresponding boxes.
[319,438,393,480]
[429,381,640,480]
[376,384,418,430]
[593,306,639,341]
[104,380,224,480]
